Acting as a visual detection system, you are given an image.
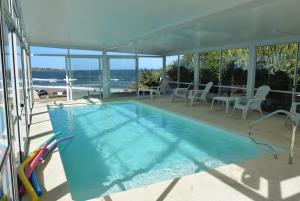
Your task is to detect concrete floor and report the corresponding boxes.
[25,97,300,201]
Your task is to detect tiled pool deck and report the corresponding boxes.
[25,97,300,201]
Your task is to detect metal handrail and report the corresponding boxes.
[248,109,297,164]
[168,81,300,95]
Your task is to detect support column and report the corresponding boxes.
[162,56,166,81]
[247,44,256,97]
[98,57,102,99]
[292,43,300,102]
[65,55,70,101]
[66,49,73,101]
[194,51,200,90]
[218,51,223,97]
[135,56,139,96]
[177,54,180,87]
[102,51,111,99]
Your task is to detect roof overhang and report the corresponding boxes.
[21,0,300,55]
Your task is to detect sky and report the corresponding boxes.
[31,46,178,70]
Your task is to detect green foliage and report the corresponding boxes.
[139,69,161,88]
[165,43,298,91]
[256,43,297,79]
[200,51,221,84]
[166,54,194,82]
[166,64,178,81]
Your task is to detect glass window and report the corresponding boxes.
[4,0,12,13]
[30,46,67,55]
[3,25,17,164]
[0,43,8,165]
[138,57,162,90]
[26,54,34,109]
[200,51,220,95]
[16,40,25,106]
[70,58,101,99]
[179,54,194,87]
[200,51,220,85]
[15,38,28,162]
[166,55,178,89]
[107,52,136,56]
[109,58,136,97]
[220,48,248,96]
[69,49,102,55]
[0,156,14,200]
[256,43,297,111]
[137,54,160,57]
[31,56,66,98]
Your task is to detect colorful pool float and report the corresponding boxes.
[41,135,74,160]
[39,131,62,148]
[19,144,47,196]
[17,148,41,201]
[18,134,74,200]
[30,171,42,196]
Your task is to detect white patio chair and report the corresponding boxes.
[150,79,168,97]
[232,85,270,120]
[286,102,300,126]
[171,82,193,102]
[187,82,213,106]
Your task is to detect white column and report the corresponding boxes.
[162,56,166,81]
[27,53,34,108]
[194,51,200,90]
[65,56,70,101]
[135,56,139,96]
[12,33,21,112]
[98,57,102,99]
[177,54,180,87]
[247,44,256,97]
[67,49,73,101]
[292,43,300,101]
[102,51,110,99]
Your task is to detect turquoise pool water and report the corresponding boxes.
[49,101,261,201]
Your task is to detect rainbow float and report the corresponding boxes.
[17,133,73,201]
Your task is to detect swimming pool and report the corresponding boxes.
[49,101,264,200]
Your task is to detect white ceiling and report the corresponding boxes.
[20,0,300,55]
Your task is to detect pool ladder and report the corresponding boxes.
[248,110,297,164]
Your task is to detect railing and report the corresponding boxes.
[168,81,300,95]
[248,109,297,164]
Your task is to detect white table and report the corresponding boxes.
[211,96,237,114]
[139,89,156,99]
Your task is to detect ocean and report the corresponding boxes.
[32,70,136,89]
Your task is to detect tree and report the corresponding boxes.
[139,69,161,88]
[166,54,194,82]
